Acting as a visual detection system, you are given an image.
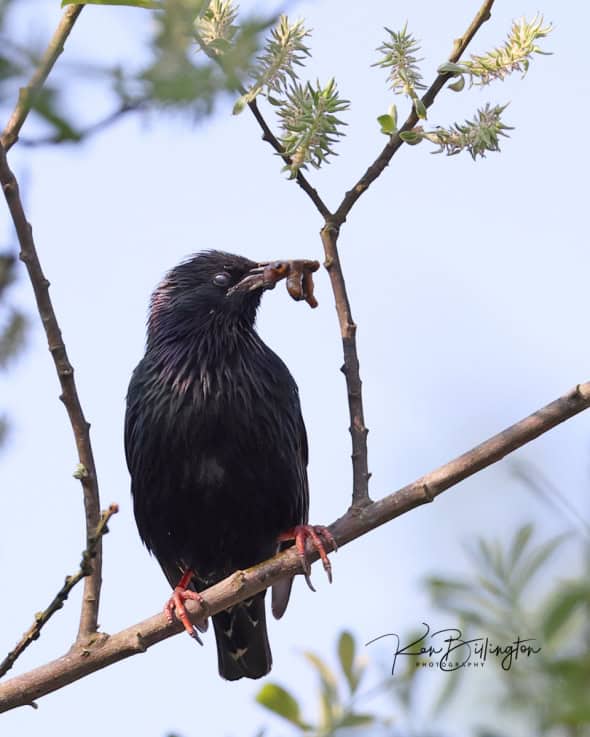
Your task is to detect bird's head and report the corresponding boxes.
[147,250,274,344]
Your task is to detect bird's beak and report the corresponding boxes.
[227,261,290,297]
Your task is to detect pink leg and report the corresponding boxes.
[164,569,205,642]
[278,525,337,583]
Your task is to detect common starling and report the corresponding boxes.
[125,250,333,680]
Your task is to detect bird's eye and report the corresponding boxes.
[213,272,231,288]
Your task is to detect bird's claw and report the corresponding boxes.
[279,524,336,585]
[189,627,204,645]
[165,586,205,645]
[304,572,316,593]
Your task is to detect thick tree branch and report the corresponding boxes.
[333,0,495,225]
[0,505,118,679]
[0,142,102,641]
[0,4,85,151]
[1,382,587,712]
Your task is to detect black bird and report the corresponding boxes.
[125,250,332,680]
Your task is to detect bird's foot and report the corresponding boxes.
[278,525,337,586]
[164,571,206,644]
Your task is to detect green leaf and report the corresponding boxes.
[337,631,358,693]
[399,130,423,145]
[377,114,396,135]
[256,684,310,729]
[432,665,463,715]
[303,651,339,705]
[427,576,473,593]
[477,538,500,573]
[512,534,567,595]
[448,75,465,92]
[318,689,335,733]
[437,61,466,75]
[414,98,427,119]
[476,575,507,601]
[388,103,398,129]
[232,96,247,115]
[509,524,534,567]
[62,0,160,7]
[31,88,82,144]
[338,713,375,728]
[543,583,590,641]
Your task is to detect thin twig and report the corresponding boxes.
[333,0,495,226]
[0,505,118,679]
[247,100,332,220]
[247,2,496,507]
[0,141,103,642]
[250,92,371,505]
[321,223,371,506]
[193,27,332,221]
[201,36,370,500]
[0,4,85,151]
[324,0,495,505]
[245,94,373,504]
[0,382,588,711]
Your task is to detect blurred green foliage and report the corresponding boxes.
[0,0,88,141]
[247,525,589,737]
[0,0,273,144]
[256,631,382,736]
[425,524,590,736]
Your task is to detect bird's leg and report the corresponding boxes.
[164,569,205,644]
[278,525,337,585]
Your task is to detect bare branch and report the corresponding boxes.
[245,98,373,503]
[194,18,331,221]
[322,0,495,504]
[0,4,85,151]
[0,505,119,679]
[247,3,496,507]
[247,99,332,220]
[0,142,103,641]
[321,224,371,506]
[1,382,587,711]
[334,0,495,225]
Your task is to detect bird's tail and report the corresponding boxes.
[212,591,272,680]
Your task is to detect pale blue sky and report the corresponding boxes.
[1,1,589,736]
